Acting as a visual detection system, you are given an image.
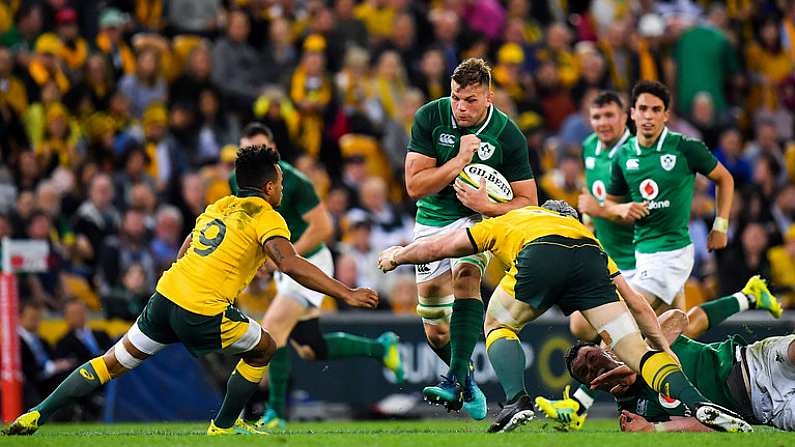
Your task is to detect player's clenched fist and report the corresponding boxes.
[345,288,379,308]
[378,246,402,272]
[456,134,480,165]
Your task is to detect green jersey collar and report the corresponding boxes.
[634,127,669,155]
[596,128,631,157]
[451,103,494,135]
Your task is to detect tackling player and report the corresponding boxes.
[563,281,791,432]
[231,123,403,431]
[378,201,751,433]
[405,57,537,419]
[4,146,378,436]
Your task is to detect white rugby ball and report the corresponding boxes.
[457,163,514,203]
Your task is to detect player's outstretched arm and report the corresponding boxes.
[706,163,734,251]
[620,410,713,432]
[265,236,378,308]
[378,229,476,272]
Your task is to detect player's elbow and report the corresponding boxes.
[277,256,302,276]
[406,184,424,201]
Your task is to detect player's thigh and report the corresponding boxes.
[557,243,619,316]
[484,285,539,334]
[106,293,176,376]
[262,294,307,347]
[631,246,694,308]
[569,311,598,341]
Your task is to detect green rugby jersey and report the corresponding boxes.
[229,160,324,256]
[582,130,635,271]
[407,97,533,226]
[607,128,718,253]
[616,334,743,421]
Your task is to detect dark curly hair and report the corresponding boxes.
[234,145,280,190]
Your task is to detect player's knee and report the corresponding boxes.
[424,325,449,348]
[108,337,148,377]
[451,265,481,296]
[570,314,598,341]
[247,329,277,366]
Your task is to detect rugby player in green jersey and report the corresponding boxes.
[404,58,537,418]
[564,276,790,432]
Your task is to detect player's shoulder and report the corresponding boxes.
[671,131,708,152]
[582,133,599,153]
[415,97,447,124]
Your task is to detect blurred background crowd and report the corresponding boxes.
[1,0,795,339]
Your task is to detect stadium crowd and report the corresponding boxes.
[1,1,794,333]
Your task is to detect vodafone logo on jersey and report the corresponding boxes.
[639,179,670,209]
[658,393,682,409]
[591,180,607,201]
[639,179,659,200]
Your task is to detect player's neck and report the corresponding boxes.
[638,128,665,148]
[600,128,628,149]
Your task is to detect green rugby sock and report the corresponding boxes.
[430,341,452,366]
[34,359,109,422]
[701,294,744,329]
[449,298,484,380]
[215,370,260,428]
[486,335,527,401]
[325,332,384,359]
[267,347,291,419]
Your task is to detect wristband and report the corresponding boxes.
[653,423,667,432]
[712,217,729,233]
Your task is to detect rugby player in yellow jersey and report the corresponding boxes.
[4,146,378,437]
[378,200,751,433]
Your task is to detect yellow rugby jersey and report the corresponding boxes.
[467,206,619,296]
[156,194,291,316]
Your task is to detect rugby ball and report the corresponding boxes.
[457,163,514,203]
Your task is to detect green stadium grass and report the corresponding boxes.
[0,419,786,447]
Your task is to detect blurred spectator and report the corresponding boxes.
[382,88,424,177]
[772,184,795,238]
[114,144,157,209]
[26,33,70,101]
[629,13,666,86]
[18,301,73,409]
[337,213,382,293]
[168,40,215,109]
[35,102,79,174]
[428,10,460,76]
[101,262,150,320]
[166,0,221,36]
[716,222,771,296]
[14,151,42,194]
[290,35,333,156]
[211,9,263,113]
[95,8,134,79]
[539,153,583,207]
[175,172,206,238]
[261,17,298,86]
[119,47,167,119]
[689,92,721,149]
[558,88,597,154]
[19,210,66,310]
[0,4,43,67]
[325,185,351,243]
[96,208,155,296]
[352,176,412,253]
[387,274,418,314]
[0,45,28,116]
[744,119,787,185]
[745,15,795,113]
[767,224,795,308]
[371,50,407,123]
[673,4,740,118]
[54,8,87,74]
[331,0,368,52]
[72,173,120,276]
[536,22,579,89]
[461,0,506,41]
[35,180,73,259]
[196,86,240,164]
[150,205,183,274]
[598,19,631,92]
[535,60,575,132]
[714,127,752,186]
[375,12,422,80]
[64,54,115,118]
[413,47,450,101]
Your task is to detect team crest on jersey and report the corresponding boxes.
[585,157,596,170]
[626,159,640,170]
[478,142,496,160]
[658,393,682,409]
[438,133,455,146]
[639,179,659,200]
[591,180,607,201]
[660,154,677,171]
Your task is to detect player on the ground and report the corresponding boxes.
[378,200,751,433]
[405,57,537,419]
[230,124,403,431]
[563,281,791,432]
[604,80,734,313]
[3,146,378,436]
[537,275,784,430]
